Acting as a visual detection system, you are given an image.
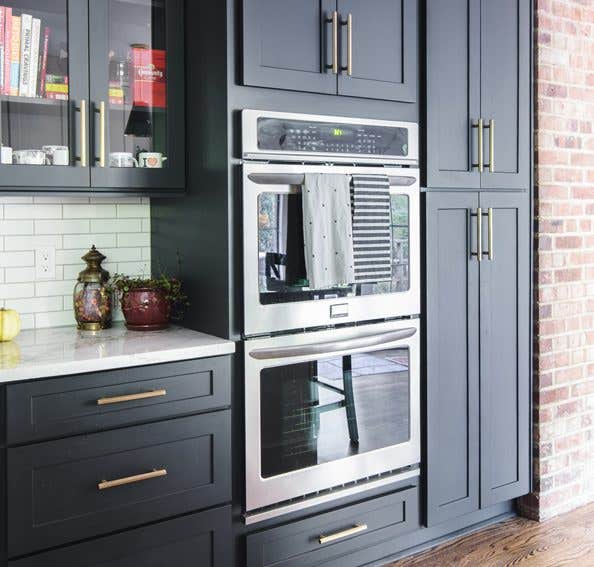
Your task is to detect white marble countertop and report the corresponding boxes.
[0,323,235,383]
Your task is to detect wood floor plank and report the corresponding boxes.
[389,502,594,567]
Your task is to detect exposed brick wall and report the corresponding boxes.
[520,0,594,521]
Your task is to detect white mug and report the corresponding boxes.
[42,145,69,166]
[139,152,167,168]
[1,146,12,165]
[109,152,138,168]
[13,149,47,165]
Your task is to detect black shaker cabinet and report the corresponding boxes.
[0,0,185,192]
[242,0,417,103]
[425,0,530,190]
[425,192,530,525]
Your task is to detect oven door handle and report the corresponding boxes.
[248,328,417,360]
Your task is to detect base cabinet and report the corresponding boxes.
[8,506,232,567]
[425,192,530,526]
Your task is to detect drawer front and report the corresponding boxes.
[7,411,231,557]
[6,357,231,444]
[246,486,419,567]
[9,505,232,567]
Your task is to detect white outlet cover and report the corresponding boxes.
[35,247,56,280]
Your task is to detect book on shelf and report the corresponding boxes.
[45,91,67,101]
[38,26,49,97]
[45,81,68,94]
[4,7,12,95]
[18,12,31,97]
[9,14,20,96]
[0,7,5,94]
[29,17,40,97]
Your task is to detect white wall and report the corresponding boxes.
[0,195,151,329]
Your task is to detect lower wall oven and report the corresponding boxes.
[244,318,420,523]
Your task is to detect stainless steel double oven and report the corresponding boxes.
[241,110,421,523]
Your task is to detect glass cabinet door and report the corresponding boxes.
[89,0,184,190]
[0,0,89,187]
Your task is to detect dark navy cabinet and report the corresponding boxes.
[425,0,530,190]
[242,0,418,103]
[425,192,530,526]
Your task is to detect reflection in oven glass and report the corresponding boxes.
[258,193,410,304]
[260,348,410,478]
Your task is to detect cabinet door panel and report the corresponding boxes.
[242,0,337,95]
[336,0,417,102]
[426,0,481,189]
[89,0,185,190]
[480,0,530,190]
[479,192,530,506]
[425,192,480,525]
[0,0,90,188]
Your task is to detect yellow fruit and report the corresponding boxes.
[0,340,20,369]
[0,308,21,342]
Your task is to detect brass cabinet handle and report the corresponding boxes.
[319,523,367,545]
[476,207,482,263]
[96,101,106,167]
[487,207,494,260]
[98,468,167,490]
[341,13,353,76]
[79,99,87,168]
[476,118,484,173]
[96,389,167,406]
[488,119,495,173]
[325,11,339,74]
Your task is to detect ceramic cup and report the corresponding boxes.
[13,149,47,165]
[138,152,167,168]
[42,145,69,166]
[1,146,12,165]
[109,152,138,168]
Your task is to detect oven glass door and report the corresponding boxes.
[245,320,420,512]
[243,163,420,336]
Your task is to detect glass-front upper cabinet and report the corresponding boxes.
[89,0,184,189]
[0,0,89,187]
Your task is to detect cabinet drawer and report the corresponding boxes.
[7,411,231,557]
[246,486,419,567]
[6,357,231,444]
[9,505,232,567]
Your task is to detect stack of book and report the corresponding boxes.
[0,7,64,99]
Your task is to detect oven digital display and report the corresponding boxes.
[257,117,409,157]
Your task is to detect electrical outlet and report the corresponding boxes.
[35,247,56,280]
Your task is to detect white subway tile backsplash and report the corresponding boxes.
[0,196,150,329]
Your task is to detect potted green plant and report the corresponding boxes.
[111,273,188,331]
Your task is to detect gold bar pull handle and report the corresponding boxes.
[487,207,494,261]
[341,14,353,76]
[472,119,484,172]
[325,11,339,74]
[96,101,106,167]
[79,99,87,168]
[488,119,495,173]
[97,389,167,406]
[319,524,368,545]
[476,207,482,262]
[98,468,167,491]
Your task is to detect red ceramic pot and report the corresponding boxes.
[120,288,171,331]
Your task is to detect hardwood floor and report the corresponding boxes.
[389,502,594,567]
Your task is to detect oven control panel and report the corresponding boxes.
[256,117,410,158]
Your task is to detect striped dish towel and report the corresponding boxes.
[351,174,392,284]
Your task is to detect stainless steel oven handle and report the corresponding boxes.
[247,173,417,187]
[248,328,417,360]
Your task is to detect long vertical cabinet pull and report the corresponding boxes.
[343,13,353,76]
[473,119,484,172]
[325,11,339,74]
[471,208,483,262]
[488,119,495,173]
[487,207,494,260]
[99,101,106,167]
[79,100,87,168]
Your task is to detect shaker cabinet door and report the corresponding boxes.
[425,192,480,525]
[336,0,417,102]
[478,192,530,506]
[88,0,185,190]
[480,0,530,190]
[0,0,90,188]
[425,0,481,189]
[242,0,338,95]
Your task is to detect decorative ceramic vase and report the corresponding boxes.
[120,287,171,331]
[73,246,112,331]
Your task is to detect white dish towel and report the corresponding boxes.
[302,173,355,289]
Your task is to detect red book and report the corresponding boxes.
[38,26,49,97]
[4,8,11,95]
[131,47,166,109]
